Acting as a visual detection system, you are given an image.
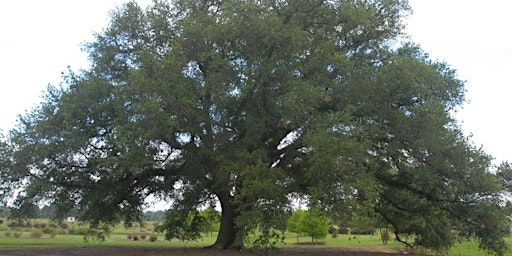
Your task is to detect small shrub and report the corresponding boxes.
[0,219,3,224]
[51,230,58,239]
[31,229,43,238]
[68,227,89,235]
[127,234,133,240]
[338,227,349,234]
[328,225,338,235]
[13,232,22,238]
[42,227,54,234]
[140,234,147,240]
[350,226,375,235]
[133,235,140,241]
[4,230,12,237]
[329,225,338,238]
[60,223,69,229]
[81,227,91,235]
[149,234,158,242]
[380,228,390,244]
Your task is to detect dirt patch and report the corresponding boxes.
[0,246,412,256]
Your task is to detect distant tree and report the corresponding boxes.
[287,209,305,243]
[1,0,511,254]
[38,205,55,219]
[199,208,220,237]
[144,210,166,222]
[0,136,13,211]
[300,209,329,242]
[287,209,328,243]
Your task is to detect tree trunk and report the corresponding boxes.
[210,191,244,249]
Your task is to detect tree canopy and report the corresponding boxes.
[288,209,328,242]
[1,0,511,254]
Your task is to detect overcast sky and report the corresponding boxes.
[1,0,511,163]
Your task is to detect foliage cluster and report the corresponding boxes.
[287,209,329,242]
[149,234,158,242]
[30,229,43,238]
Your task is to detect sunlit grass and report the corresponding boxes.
[1,220,512,255]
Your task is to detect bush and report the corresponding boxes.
[149,234,158,242]
[42,227,54,234]
[31,229,43,238]
[127,234,133,240]
[328,225,338,234]
[380,228,390,244]
[51,230,58,239]
[68,227,89,235]
[0,219,3,224]
[328,224,339,238]
[338,227,349,234]
[133,235,139,241]
[4,230,12,237]
[60,223,69,229]
[34,223,47,229]
[350,226,375,235]
[140,233,147,240]
[13,232,22,238]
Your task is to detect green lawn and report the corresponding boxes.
[1,220,511,256]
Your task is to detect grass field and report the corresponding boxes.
[1,220,511,255]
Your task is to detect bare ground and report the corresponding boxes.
[0,246,415,256]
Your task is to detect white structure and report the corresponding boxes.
[67,217,76,222]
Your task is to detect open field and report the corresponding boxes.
[0,220,511,255]
[0,247,415,256]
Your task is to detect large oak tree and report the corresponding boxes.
[2,0,511,254]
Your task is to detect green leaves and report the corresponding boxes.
[156,209,207,242]
[287,208,329,242]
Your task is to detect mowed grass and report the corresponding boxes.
[0,220,215,249]
[1,221,512,255]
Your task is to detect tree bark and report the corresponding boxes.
[210,191,244,249]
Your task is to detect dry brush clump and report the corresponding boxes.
[31,229,43,238]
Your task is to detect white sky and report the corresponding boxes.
[0,0,511,163]
[405,0,512,164]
